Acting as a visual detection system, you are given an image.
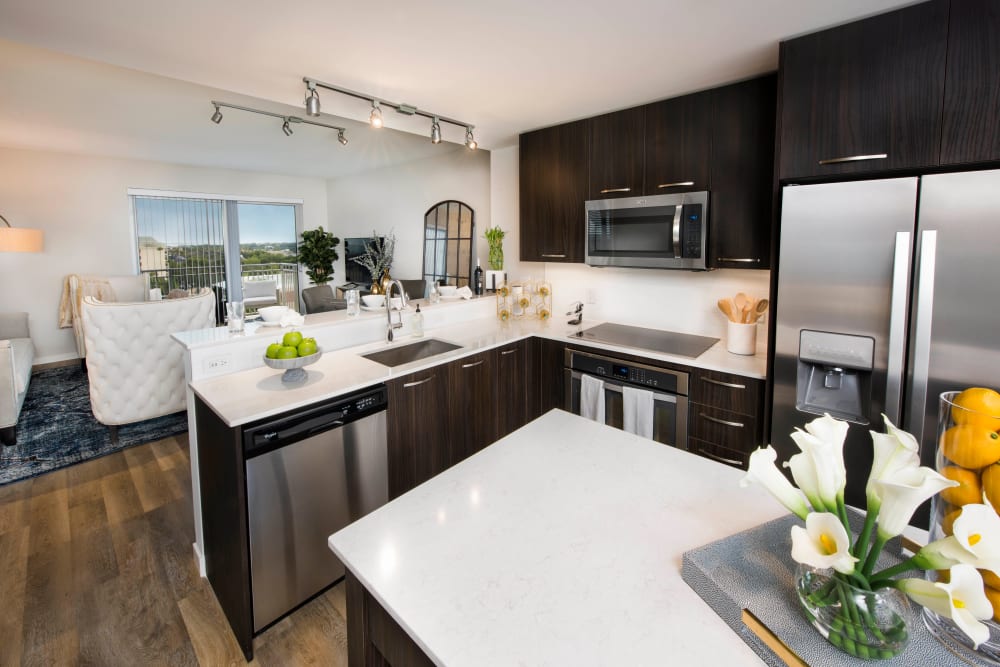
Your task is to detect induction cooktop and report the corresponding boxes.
[571,322,719,358]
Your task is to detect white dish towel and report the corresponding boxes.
[580,374,606,424]
[623,385,655,440]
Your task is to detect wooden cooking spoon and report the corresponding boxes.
[743,297,757,323]
[734,292,749,313]
[717,298,736,323]
[753,298,770,322]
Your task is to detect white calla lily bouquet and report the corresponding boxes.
[742,413,999,658]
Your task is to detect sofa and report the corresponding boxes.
[0,312,33,446]
[81,289,215,441]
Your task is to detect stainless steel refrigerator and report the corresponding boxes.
[770,170,1000,518]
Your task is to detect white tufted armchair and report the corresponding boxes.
[82,289,215,441]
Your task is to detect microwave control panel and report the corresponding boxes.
[683,204,703,258]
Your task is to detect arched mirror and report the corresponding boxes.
[422,200,474,288]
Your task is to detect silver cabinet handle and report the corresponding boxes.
[500,349,518,356]
[906,230,937,445]
[694,446,744,467]
[599,187,631,194]
[700,413,745,429]
[461,360,484,369]
[703,377,746,390]
[541,253,566,258]
[402,375,434,388]
[657,181,695,189]
[818,153,888,165]
[717,257,761,264]
[885,231,912,425]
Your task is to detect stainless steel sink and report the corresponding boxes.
[362,338,463,367]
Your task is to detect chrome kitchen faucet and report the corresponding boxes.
[385,280,407,342]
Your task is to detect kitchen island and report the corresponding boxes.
[328,409,786,666]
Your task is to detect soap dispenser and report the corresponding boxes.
[412,304,424,337]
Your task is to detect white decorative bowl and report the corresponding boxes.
[258,305,289,323]
[438,285,458,297]
[361,294,385,308]
[262,347,322,383]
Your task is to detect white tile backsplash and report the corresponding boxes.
[538,264,771,339]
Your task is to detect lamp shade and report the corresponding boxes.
[0,226,44,252]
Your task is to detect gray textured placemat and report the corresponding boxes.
[681,513,952,666]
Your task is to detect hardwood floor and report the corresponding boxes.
[0,434,349,666]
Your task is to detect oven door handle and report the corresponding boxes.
[569,370,677,404]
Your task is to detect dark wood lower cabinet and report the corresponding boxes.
[346,570,434,667]
[495,340,528,439]
[447,349,496,462]
[535,337,567,417]
[386,368,450,499]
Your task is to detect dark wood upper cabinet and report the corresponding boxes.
[589,106,645,199]
[519,119,590,263]
[644,91,712,195]
[941,0,1000,166]
[777,0,949,181]
[710,75,777,269]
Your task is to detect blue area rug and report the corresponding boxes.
[0,365,187,486]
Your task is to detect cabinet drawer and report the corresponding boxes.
[688,437,748,470]
[689,404,759,453]
[689,370,763,417]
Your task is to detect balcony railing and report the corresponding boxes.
[141,262,300,319]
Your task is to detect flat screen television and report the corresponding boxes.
[343,237,376,285]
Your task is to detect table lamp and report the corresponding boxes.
[0,213,44,252]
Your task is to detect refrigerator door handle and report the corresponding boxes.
[884,231,912,424]
[907,230,938,443]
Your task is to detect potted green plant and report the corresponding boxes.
[483,226,506,291]
[297,227,341,285]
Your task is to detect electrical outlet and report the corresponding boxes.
[204,355,232,373]
[586,288,597,305]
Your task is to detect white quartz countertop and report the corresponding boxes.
[329,410,785,666]
[188,304,766,427]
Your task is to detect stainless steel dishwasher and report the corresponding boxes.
[243,385,388,632]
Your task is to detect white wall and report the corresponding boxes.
[325,148,491,287]
[0,146,328,364]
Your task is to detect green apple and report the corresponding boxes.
[277,345,299,359]
[265,343,283,359]
[297,339,318,357]
[282,331,304,348]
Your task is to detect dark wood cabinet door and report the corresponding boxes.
[495,340,528,439]
[777,0,949,180]
[446,350,496,463]
[644,91,712,195]
[941,0,1000,165]
[519,119,590,263]
[386,369,450,498]
[710,75,776,269]
[534,338,567,417]
[689,368,764,418]
[589,106,645,199]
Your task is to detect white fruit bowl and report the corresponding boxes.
[262,347,322,384]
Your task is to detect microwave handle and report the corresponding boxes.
[671,206,683,259]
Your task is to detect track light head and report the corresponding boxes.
[282,119,293,136]
[370,101,383,129]
[210,105,223,124]
[338,130,348,146]
[305,85,321,117]
[430,117,442,144]
[465,126,478,150]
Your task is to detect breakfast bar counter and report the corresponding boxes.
[328,409,786,666]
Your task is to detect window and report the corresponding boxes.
[130,192,301,314]
[422,200,474,288]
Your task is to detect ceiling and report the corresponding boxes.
[0,0,916,172]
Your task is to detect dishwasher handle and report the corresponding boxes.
[249,411,346,452]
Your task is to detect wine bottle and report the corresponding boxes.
[473,258,484,295]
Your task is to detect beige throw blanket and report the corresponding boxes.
[58,275,116,328]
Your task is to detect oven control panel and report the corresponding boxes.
[568,350,688,395]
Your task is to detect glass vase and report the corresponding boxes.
[796,565,912,660]
[923,391,1000,665]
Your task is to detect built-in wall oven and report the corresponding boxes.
[564,349,689,448]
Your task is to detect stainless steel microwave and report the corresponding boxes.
[585,191,709,270]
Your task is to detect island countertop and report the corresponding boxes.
[328,409,786,666]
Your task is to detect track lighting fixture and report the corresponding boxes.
[369,101,383,129]
[209,101,348,145]
[302,77,477,147]
[304,83,321,117]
